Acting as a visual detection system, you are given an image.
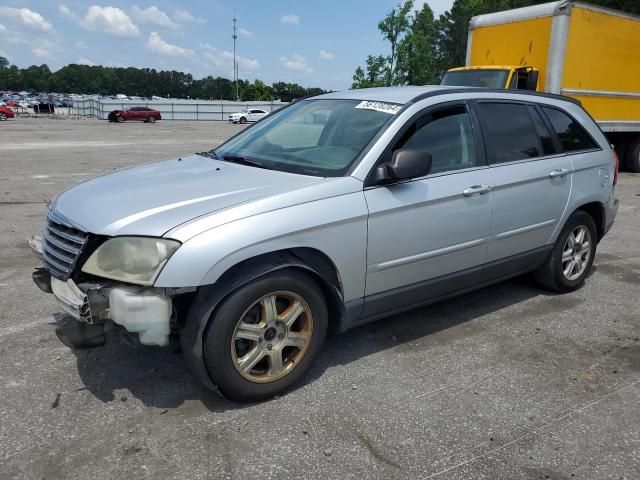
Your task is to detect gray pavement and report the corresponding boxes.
[1,117,639,480]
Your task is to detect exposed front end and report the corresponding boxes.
[30,208,177,348]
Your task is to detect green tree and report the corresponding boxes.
[378,0,415,84]
[396,3,439,85]
[352,55,388,89]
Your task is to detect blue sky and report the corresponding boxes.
[0,1,454,90]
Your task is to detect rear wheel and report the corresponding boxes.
[148,116,156,123]
[534,211,597,292]
[0,113,7,121]
[116,115,124,123]
[625,136,640,173]
[202,270,328,402]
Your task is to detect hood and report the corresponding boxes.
[52,154,323,237]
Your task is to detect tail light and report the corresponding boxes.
[611,145,619,186]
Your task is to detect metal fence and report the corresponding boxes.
[70,99,289,121]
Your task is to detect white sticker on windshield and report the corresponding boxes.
[355,100,401,115]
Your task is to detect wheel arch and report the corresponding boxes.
[574,201,605,242]
[179,247,345,390]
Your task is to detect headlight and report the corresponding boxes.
[81,237,180,286]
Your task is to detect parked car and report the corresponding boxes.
[228,108,268,124]
[29,86,618,401]
[108,107,161,123]
[0,106,15,120]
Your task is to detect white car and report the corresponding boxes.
[228,108,268,124]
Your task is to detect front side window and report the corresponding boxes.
[542,107,599,153]
[396,105,477,174]
[215,99,396,176]
[476,102,546,164]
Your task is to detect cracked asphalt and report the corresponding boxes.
[1,118,639,480]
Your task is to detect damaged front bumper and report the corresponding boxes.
[29,235,174,347]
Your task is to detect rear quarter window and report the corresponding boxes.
[541,107,599,153]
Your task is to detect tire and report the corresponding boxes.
[116,115,125,123]
[625,136,640,173]
[148,116,156,123]
[0,113,6,121]
[201,269,328,402]
[534,210,597,293]
[239,116,247,124]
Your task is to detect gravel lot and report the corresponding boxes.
[1,118,639,480]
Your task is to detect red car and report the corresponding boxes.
[108,106,161,123]
[0,106,15,121]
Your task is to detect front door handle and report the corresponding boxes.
[549,168,570,178]
[463,184,492,197]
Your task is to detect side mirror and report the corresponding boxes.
[526,70,539,91]
[373,149,432,184]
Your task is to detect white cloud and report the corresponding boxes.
[280,54,312,73]
[173,9,206,25]
[0,23,7,33]
[77,57,96,66]
[238,27,253,38]
[59,5,78,21]
[74,40,88,50]
[201,43,259,74]
[281,14,299,25]
[0,7,53,32]
[32,47,53,60]
[80,6,140,38]
[319,50,334,60]
[147,32,193,58]
[132,5,176,29]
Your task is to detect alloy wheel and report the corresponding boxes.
[231,291,313,383]
[561,225,592,281]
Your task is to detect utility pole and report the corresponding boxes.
[233,14,239,101]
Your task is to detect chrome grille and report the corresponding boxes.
[42,211,88,280]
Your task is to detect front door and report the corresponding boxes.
[363,102,494,316]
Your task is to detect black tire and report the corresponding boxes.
[239,116,247,124]
[148,116,156,123]
[201,269,328,402]
[534,210,597,292]
[0,112,7,121]
[625,136,640,173]
[116,115,125,123]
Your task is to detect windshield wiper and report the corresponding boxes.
[221,154,270,170]
[196,150,218,159]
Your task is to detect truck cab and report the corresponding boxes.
[441,66,540,91]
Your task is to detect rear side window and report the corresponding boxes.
[476,102,547,163]
[542,107,599,152]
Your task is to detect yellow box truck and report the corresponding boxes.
[441,1,640,172]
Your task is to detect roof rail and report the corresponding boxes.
[407,88,582,106]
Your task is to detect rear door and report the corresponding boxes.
[364,102,494,312]
[474,101,572,268]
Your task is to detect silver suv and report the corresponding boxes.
[30,86,618,401]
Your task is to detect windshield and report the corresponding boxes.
[214,99,398,177]
[441,69,509,89]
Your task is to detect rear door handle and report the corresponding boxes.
[549,168,570,178]
[463,184,492,197]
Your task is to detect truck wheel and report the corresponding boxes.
[534,211,597,293]
[625,137,640,173]
[201,269,328,402]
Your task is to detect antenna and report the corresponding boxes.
[233,13,239,101]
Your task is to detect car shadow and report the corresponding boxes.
[66,274,560,411]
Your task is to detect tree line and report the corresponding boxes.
[0,57,326,102]
[352,0,640,89]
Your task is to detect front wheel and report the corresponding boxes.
[202,270,328,402]
[239,116,247,124]
[116,115,124,123]
[534,211,597,292]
